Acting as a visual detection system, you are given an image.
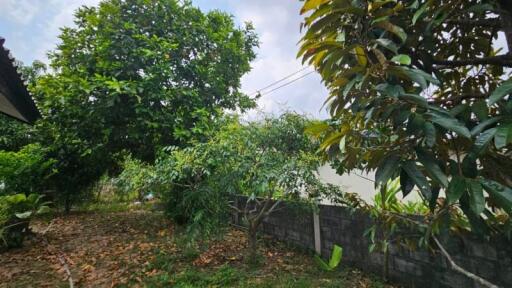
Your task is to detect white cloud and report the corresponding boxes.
[230,0,329,119]
[34,0,101,62]
[0,0,39,25]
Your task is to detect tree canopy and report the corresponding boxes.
[299,0,512,234]
[36,0,258,162]
[11,0,259,211]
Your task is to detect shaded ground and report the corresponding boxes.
[1,208,395,287]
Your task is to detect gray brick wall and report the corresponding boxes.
[232,196,512,288]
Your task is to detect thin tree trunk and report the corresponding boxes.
[247,225,258,261]
[64,194,71,214]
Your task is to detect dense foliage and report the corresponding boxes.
[0,0,259,212]
[0,144,55,250]
[0,144,56,197]
[299,0,512,236]
[150,113,338,257]
[114,155,155,201]
[0,194,50,250]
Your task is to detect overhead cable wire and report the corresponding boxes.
[248,66,313,97]
[257,70,316,97]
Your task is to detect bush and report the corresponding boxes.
[152,113,338,254]
[0,193,50,250]
[152,144,231,239]
[0,144,56,197]
[114,155,155,202]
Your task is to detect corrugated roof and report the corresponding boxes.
[0,37,41,124]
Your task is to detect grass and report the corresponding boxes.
[137,256,389,288]
[124,221,392,288]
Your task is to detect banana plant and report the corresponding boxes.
[315,244,343,271]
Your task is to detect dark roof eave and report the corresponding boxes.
[0,37,41,124]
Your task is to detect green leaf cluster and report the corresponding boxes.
[299,0,512,235]
[0,193,51,249]
[3,0,259,211]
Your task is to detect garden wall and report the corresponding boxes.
[232,196,512,288]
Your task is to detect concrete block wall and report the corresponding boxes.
[233,196,512,288]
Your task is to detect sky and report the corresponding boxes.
[0,0,330,120]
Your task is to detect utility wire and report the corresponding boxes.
[248,66,312,97]
[257,70,316,97]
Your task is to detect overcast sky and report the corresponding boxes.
[0,0,330,120]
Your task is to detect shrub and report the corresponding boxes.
[152,113,340,260]
[0,144,56,197]
[114,155,155,202]
[0,193,50,250]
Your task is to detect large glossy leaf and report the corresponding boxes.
[470,117,500,137]
[495,125,510,149]
[423,122,436,147]
[472,128,497,155]
[412,2,429,24]
[471,100,488,121]
[375,154,400,185]
[399,93,428,108]
[300,0,330,15]
[446,177,466,205]
[400,169,415,198]
[402,161,431,200]
[375,21,407,43]
[416,149,448,187]
[391,54,411,65]
[354,46,367,66]
[314,244,343,271]
[481,179,512,212]
[426,110,471,138]
[374,38,398,54]
[468,180,485,215]
[15,211,33,219]
[489,79,512,105]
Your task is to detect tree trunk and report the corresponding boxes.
[64,194,71,214]
[247,224,258,262]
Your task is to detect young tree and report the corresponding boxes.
[153,113,334,261]
[29,0,258,211]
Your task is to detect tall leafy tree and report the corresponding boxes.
[31,0,258,211]
[299,0,512,235]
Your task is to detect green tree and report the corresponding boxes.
[153,113,338,261]
[299,0,512,234]
[30,0,258,211]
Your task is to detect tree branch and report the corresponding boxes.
[445,19,502,29]
[433,236,498,288]
[265,200,281,217]
[428,93,489,105]
[228,204,242,213]
[432,55,512,67]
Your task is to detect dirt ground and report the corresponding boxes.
[1,210,174,287]
[1,210,395,288]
